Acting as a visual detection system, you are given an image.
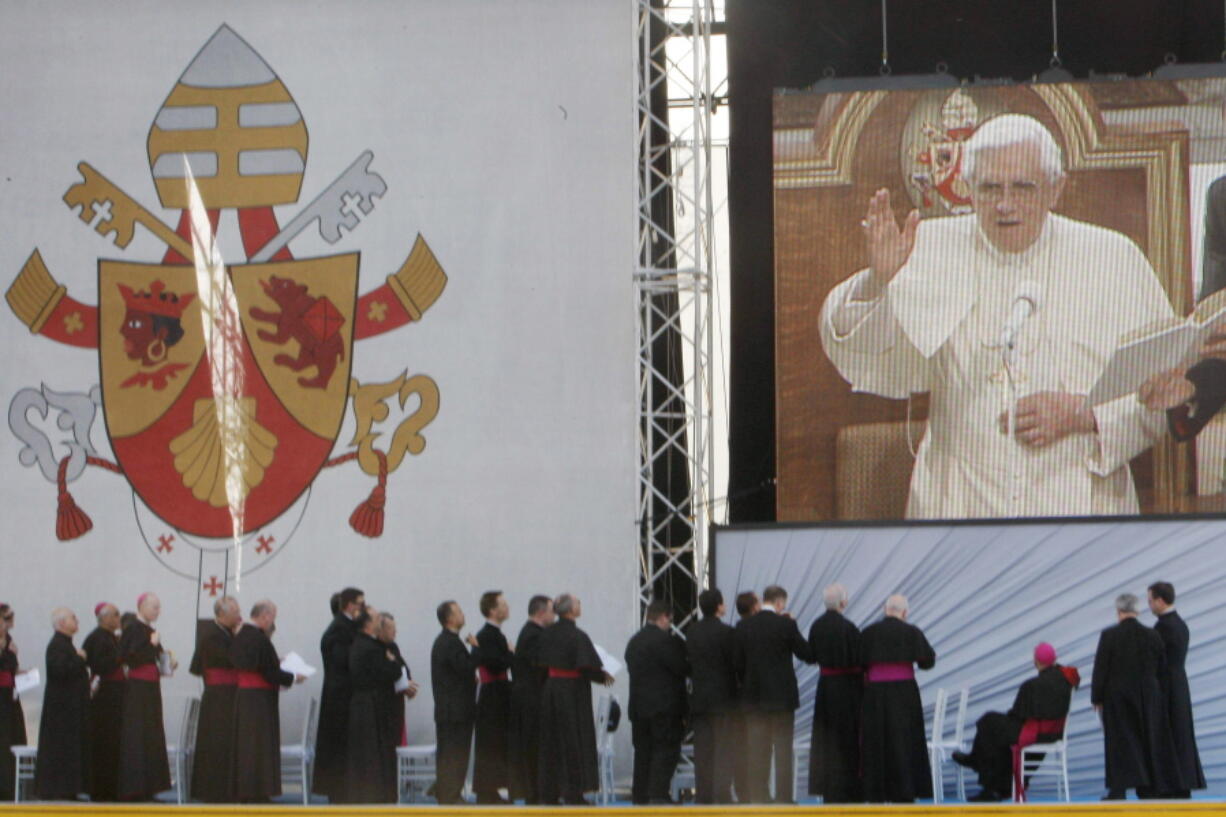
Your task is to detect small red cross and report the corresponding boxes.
[157,534,175,553]
[256,535,275,554]
[202,576,223,597]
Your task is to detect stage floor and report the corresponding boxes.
[4,804,1226,816]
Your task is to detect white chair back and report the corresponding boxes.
[930,687,948,741]
[951,686,969,746]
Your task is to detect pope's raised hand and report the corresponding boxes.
[862,188,920,298]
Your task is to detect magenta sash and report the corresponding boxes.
[865,662,914,682]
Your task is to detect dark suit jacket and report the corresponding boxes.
[624,624,688,721]
[686,616,737,715]
[431,629,477,724]
[734,609,814,711]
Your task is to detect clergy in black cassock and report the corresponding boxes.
[685,589,737,805]
[1092,592,1182,799]
[473,591,514,803]
[734,585,815,804]
[0,604,27,802]
[953,643,1078,801]
[509,595,554,803]
[345,609,402,803]
[232,601,298,802]
[314,586,364,802]
[537,593,609,805]
[34,608,90,800]
[431,600,478,805]
[378,614,415,750]
[1148,582,1206,798]
[189,598,241,803]
[118,593,172,801]
[807,584,863,804]
[860,594,935,803]
[83,603,123,801]
[625,599,688,805]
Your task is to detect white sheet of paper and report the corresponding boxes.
[594,644,621,678]
[1089,323,1201,406]
[394,666,410,693]
[15,668,40,695]
[280,651,317,678]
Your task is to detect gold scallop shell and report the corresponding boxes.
[169,397,278,508]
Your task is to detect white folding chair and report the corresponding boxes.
[11,745,36,803]
[396,744,437,804]
[929,686,969,801]
[925,687,949,803]
[167,697,200,804]
[670,743,695,802]
[1012,700,1073,803]
[594,693,619,805]
[793,740,811,802]
[280,696,319,804]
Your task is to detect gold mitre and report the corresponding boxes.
[147,24,308,209]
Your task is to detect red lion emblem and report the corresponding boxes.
[249,275,346,389]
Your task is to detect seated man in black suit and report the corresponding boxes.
[733,585,815,804]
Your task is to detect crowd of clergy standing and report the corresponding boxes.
[0,578,1206,804]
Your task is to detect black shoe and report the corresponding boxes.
[968,789,1005,802]
[951,750,976,770]
[1102,790,1126,801]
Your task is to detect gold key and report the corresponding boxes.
[63,162,195,262]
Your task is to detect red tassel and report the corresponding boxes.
[348,450,388,538]
[56,457,93,541]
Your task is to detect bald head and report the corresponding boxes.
[214,596,241,629]
[885,594,909,619]
[250,600,277,633]
[51,606,78,636]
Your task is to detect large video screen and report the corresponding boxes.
[774,78,1226,522]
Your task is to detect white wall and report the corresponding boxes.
[0,0,639,761]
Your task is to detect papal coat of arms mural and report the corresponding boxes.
[6,25,445,595]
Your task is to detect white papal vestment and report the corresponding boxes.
[819,213,1173,518]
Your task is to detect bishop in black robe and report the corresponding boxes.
[537,596,606,805]
[625,605,688,805]
[314,596,361,802]
[1092,608,1182,798]
[807,604,863,803]
[344,618,401,803]
[1153,606,1205,796]
[0,618,27,802]
[685,592,737,805]
[859,602,935,803]
[231,608,295,803]
[189,609,239,803]
[509,607,551,803]
[955,649,1078,800]
[473,614,514,803]
[83,607,123,802]
[34,617,90,800]
[117,602,171,801]
[431,602,478,805]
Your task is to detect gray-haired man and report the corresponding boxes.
[1091,593,1181,799]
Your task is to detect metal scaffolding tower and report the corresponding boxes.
[635,0,717,626]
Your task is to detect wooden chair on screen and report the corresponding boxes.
[834,420,925,520]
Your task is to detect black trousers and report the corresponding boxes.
[746,710,794,803]
[731,711,751,802]
[691,711,734,804]
[631,713,683,803]
[435,719,473,805]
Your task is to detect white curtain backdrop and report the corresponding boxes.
[714,519,1226,800]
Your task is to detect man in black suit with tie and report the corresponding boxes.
[686,589,737,804]
[431,600,478,805]
[734,585,815,804]
[625,599,689,804]
[1147,582,1205,798]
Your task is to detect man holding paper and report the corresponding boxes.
[820,114,1174,518]
[231,599,304,802]
[34,607,90,800]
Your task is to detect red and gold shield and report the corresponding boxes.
[99,253,358,537]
